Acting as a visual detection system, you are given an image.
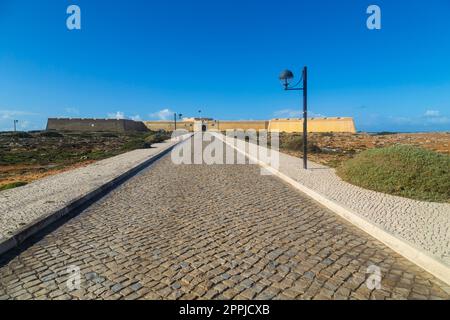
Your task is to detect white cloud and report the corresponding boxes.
[105,112,143,121]
[427,116,450,125]
[105,112,144,121]
[65,107,80,115]
[274,109,301,118]
[149,109,174,120]
[387,116,416,125]
[19,120,30,129]
[0,109,42,131]
[310,112,326,118]
[424,110,441,117]
[367,110,450,130]
[423,110,450,124]
[0,110,37,120]
[107,111,126,120]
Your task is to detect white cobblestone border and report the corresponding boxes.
[0,133,193,257]
[214,133,450,286]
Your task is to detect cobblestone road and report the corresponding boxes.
[0,139,449,300]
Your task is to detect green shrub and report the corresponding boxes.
[280,135,321,153]
[40,131,64,138]
[0,181,28,191]
[121,136,151,150]
[373,131,398,136]
[3,132,33,138]
[318,132,334,137]
[85,150,115,160]
[337,145,450,202]
[100,132,119,138]
[79,132,95,138]
[145,132,171,145]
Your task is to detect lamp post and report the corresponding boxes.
[279,67,308,169]
[174,113,177,131]
[178,114,183,131]
[174,113,183,131]
[198,110,203,132]
[13,120,19,132]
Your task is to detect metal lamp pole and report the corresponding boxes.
[302,67,308,170]
[14,120,19,132]
[279,66,308,170]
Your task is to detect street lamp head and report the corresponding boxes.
[279,69,294,89]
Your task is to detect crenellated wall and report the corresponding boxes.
[144,117,356,133]
[212,121,269,131]
[46,118,149,132]
[268,117,356,133]
[46,117,356,134]
[144,121,193,132]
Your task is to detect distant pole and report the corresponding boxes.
[13,120,18,132]
[174,113,177,131]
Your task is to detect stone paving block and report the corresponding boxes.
[0,139,183,241]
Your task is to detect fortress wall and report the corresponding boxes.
[123,120,151,132]
[144,120,269,132]
[211,121,269,131]
[144,121,193,132]
[46,119,149,132]
[268,118,356,133]
[143,118,357,133]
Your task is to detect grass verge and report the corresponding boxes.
[0,181,28,191]
[336,145,450,203]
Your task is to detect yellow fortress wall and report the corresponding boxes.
[210,121,269,131]
[268,117,356,133]
[144,117,356,133]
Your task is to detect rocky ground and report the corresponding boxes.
[279,132,450,167]
[0,131,170,190]
[1,131,449,189]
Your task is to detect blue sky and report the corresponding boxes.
[0,0,449,132]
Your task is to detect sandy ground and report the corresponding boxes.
[1,132,449,187]
[281,132,450,167]
[0,161,96,188]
